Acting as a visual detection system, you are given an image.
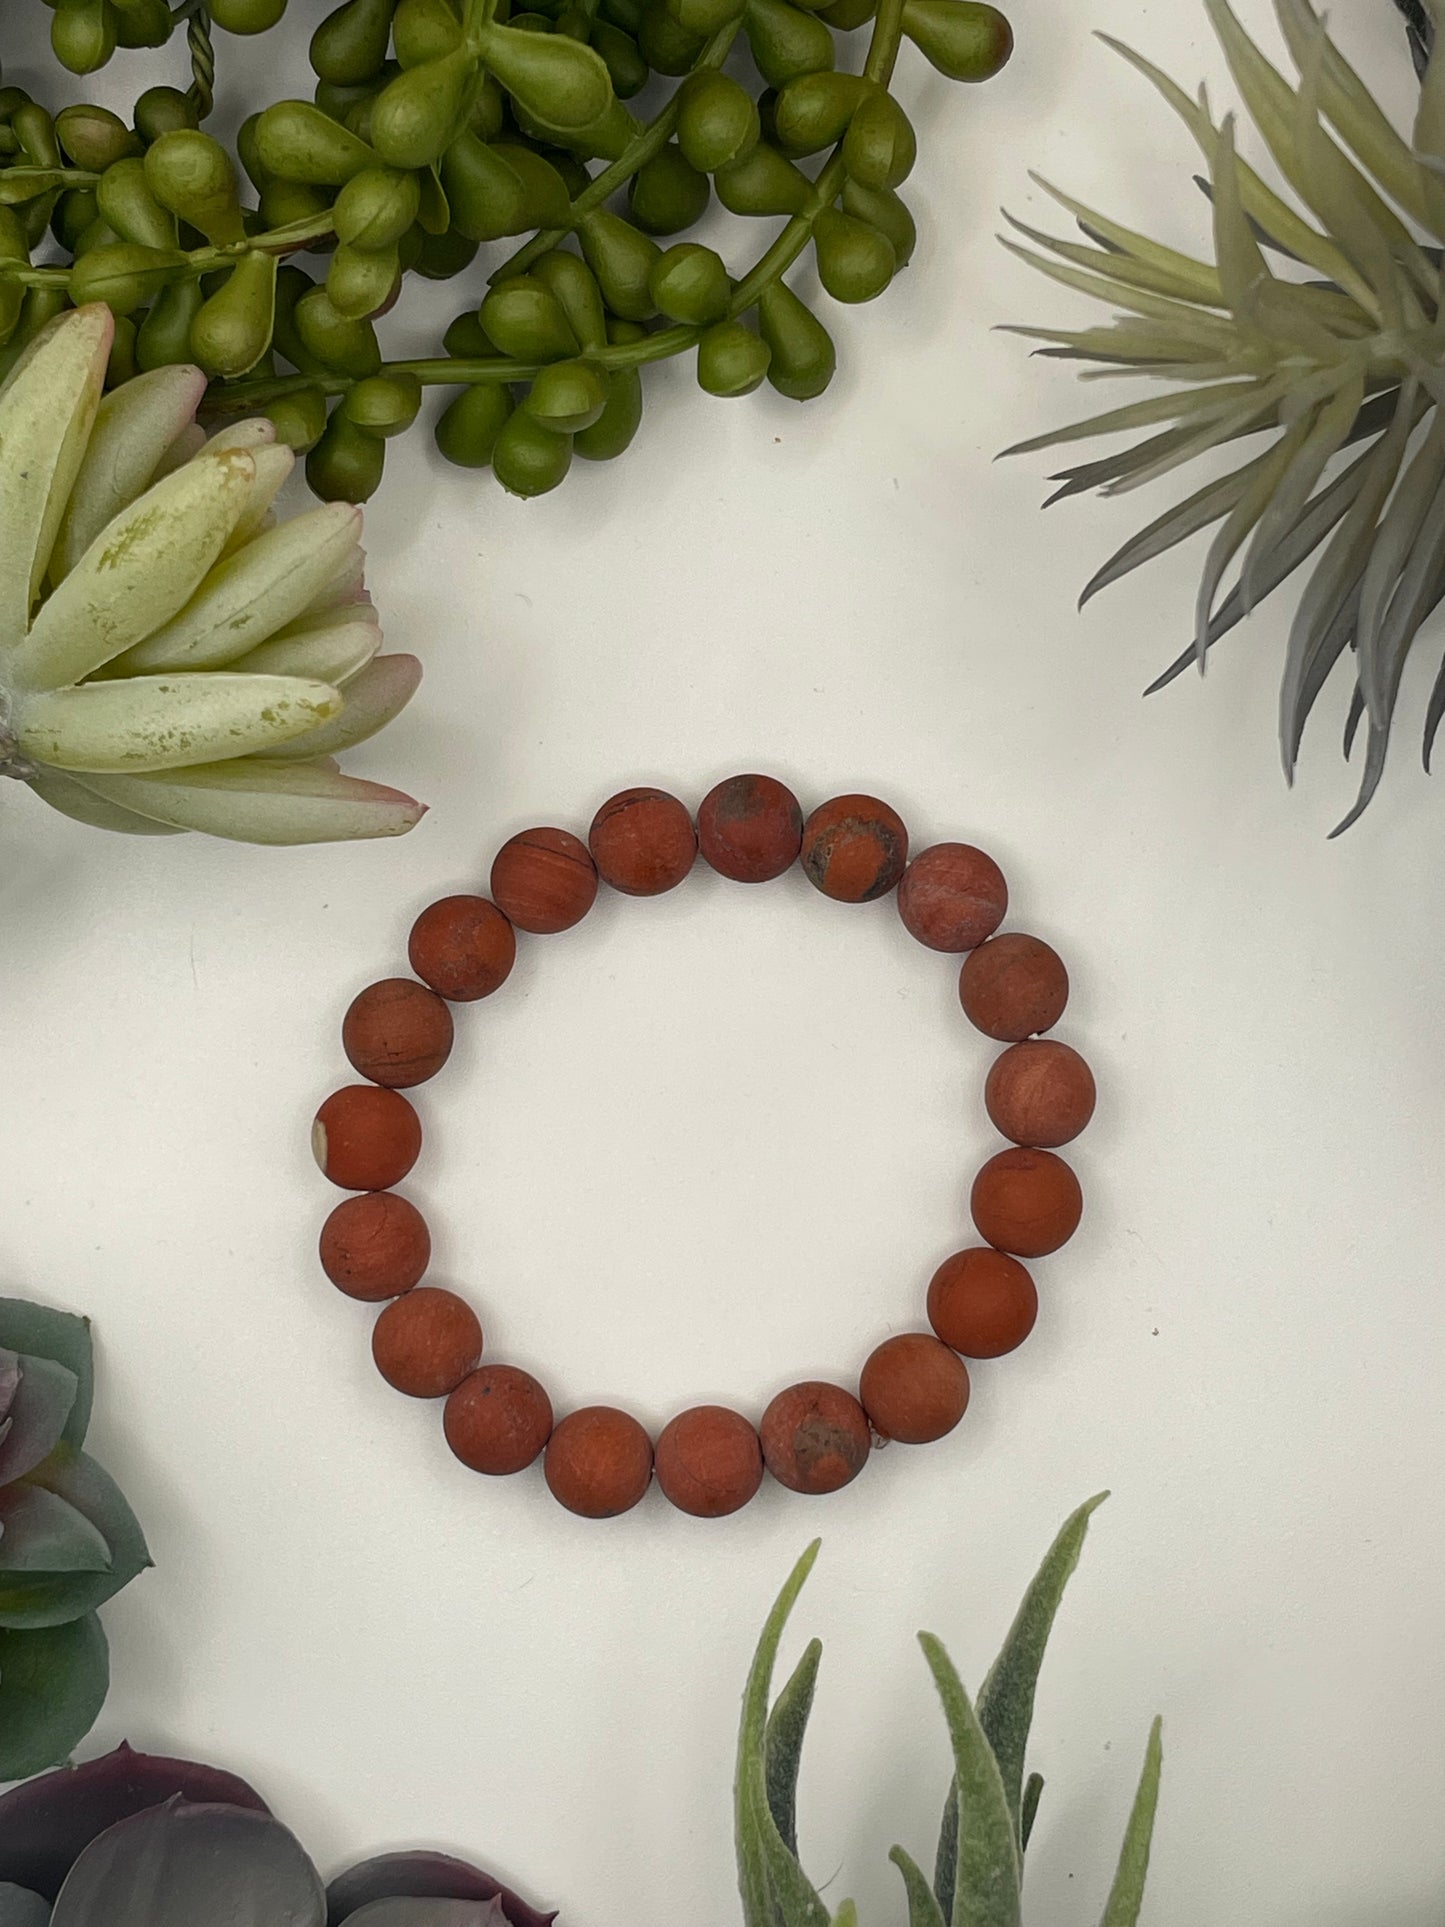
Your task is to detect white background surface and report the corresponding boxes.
[2,1,1444,1921]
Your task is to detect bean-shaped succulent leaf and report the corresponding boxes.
[841,177,915,266]
[256,100,376,185]
[579,209,661,319]
[629,142,710,233]
[491,410,573,495]
[311,0,398,84]
[745,0,836,86]
[326,242,401,320]
[843,87,917,188]
[143,131,245,246]
[774,71,868,154]
[477,24,616,132]
[715,141,810,215]
[307,411,388,502]
[480,275,580,360]
[69,245,186,319]
[757,280,835,397]
[57,107,137,172]
[901,0,1012,80]
[678,71,761,172]
[813,206,895,301]
[697,318,772,396]
[573,360,642,460]
[650,242,731,323]
[531,252,608,350]
[371,50,472,169]
[436,384,513,468]
[525,359,609,432]
[190,252,278,378]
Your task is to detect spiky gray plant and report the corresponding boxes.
[1004,0,1445,831]
[735,1495,1162,1927]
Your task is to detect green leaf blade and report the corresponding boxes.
[975,1492,1108,1838]
[1098,1718,1164,1927]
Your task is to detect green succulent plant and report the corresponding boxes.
[1006,0,1445,831]
[0,1296,150,1783]
[0,0,1012,501]
[0,303,424,844]
[735,1495,1162,1927]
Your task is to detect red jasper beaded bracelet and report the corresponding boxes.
[310,777,1095,1521]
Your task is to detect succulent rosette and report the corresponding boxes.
[0,1745,555,1926]
[0,304,424,845]
[0,1299,149,1784]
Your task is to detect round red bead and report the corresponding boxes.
[588,787,697,896]
[959,933,1068,1041]
[343,978,454,1088]
[800,794,909,902]
[319,1191,430,1301]
[859,1333,970,1443]
[971,1148,1083,1257]
[760,1381,872,1494]
[697,773,803,883]
[655,1405,763,1517]
[898,843,1007,952]
[372,1286,482,1398]
[444,1364,554,1475]
[984,1039,1096,1148]
[490,828,598,934]
[544,1406,654,1517]
[927,1247,1037,1358]
[313,1085,422,1192]
[408,895,517,1002]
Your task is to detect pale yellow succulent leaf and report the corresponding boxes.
[75,757,426,843]
[0,305,113,653]
[257,653,421,760]
[111,502,364,673]
[53,364,209,582]
[14,447,258,691]
[226,611,382,686]
[26,767,186,836]
[17,671,342,772]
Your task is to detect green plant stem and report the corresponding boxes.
[491,16,746,283]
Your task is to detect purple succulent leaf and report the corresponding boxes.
[0,1885,51,1927]
[50,1799,325,1927]
[326,1855,557,1927]
[0,1353,21,1428]
[346,1905,511,1927]
[0,1745,271,1901]
[0,1487,110,1576]
[0,1309,92,1453]
[0,1363,78,1490]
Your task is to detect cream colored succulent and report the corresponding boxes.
[0,304,424,843]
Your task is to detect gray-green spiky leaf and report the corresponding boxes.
[1098,1719,1164,1927]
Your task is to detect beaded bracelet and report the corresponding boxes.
[309,777,1095,1520]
